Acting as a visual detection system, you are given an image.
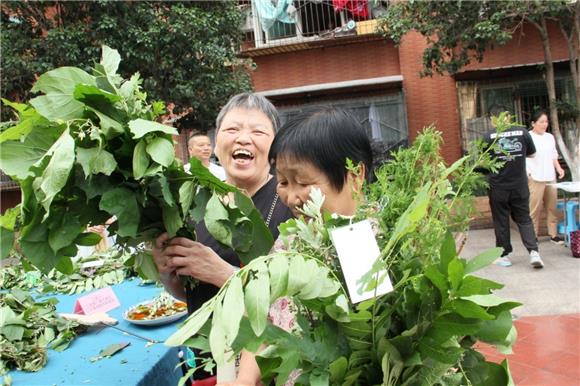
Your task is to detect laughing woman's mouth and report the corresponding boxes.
[232,149,255,165]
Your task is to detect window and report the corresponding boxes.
[277,92,408,147]
[457,76,577,151]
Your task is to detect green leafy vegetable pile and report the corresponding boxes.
[0,288,82,375]
[1,247,133,295]
[0,46,273,278]
[167,127,516,386]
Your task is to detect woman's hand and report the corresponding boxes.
[152,233,175,277]
[557,167,565,179]
[151,233,186,300]
[164,237,236,288]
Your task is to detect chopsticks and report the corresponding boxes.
[100,322,160,344]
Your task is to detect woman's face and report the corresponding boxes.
[215,108,275,191]
[532,114,549,134]
[275,155,359,217]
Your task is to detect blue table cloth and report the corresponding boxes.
[8,280,186,386]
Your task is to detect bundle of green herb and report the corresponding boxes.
[0,46,273,280]
[1,247,133,295]
[0,289,82,374]
[166,127,515,386]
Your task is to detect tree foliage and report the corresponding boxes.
[379,0,579,181]
[0,1,252,128]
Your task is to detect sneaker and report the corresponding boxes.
[529,250,544,269]
[494,255,513,267]
[550,236,565,245]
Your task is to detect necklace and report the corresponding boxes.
[265,193,279,227]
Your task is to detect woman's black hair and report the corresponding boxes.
[531,110,548,124]
[269,106,373,192]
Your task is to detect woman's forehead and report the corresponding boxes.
[276,155,317,172]
[220,108,273,131]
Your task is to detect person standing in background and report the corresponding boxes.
[185,130,226,180]
[484,110,543,268]
[526,110,566,244]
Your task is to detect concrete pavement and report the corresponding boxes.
[461,228,580,317]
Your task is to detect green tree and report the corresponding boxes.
[1,1,252,129]
[380,0,579,181]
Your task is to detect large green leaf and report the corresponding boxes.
[161,203,182,237]
[432,314,482,337]
[0,124,64,179]
[19,220,62,273]
[286,255,309,296]
[30,67,96,120]
[74,232,103,246]
[219,274,245,345]
[465,248,503,274]
[204,195,231,246]
[451,299,494,320]
[132,139,150,179]
[457,276,503,297]
[475,311,512,344]
[439,231,456,273]
[244,260,270,336]
[179,180,194,215]
[188,157,236,195]
[209,303,227,365]
[0,228,14,259]
[76,147,117,177]
[0,103,49,144]
[269,256,289,301]
[0,206,19,231]
[146,137,174,167]
[447,258,465,291]
[128,119,177,139]
[99,188,140,237]
[36,130,76,218]
[234,191,274,265]
[100,45,121,77]
[47,210,83,253]
[74,84,125,134]
[135,249,161,282]
[297,260,325,300]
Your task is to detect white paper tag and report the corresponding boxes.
[330,220,393,303]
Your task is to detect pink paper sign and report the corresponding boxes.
[73,287,120,315]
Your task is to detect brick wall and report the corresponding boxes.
[463,21,570,71]
[247,20,571,165]
[398,31,463,164]
[250,40,401,91]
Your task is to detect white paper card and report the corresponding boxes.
[330,220,393,303]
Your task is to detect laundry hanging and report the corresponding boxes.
[332,0,369,20]
[254,0,297,33]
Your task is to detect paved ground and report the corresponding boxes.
[462,228,580,317]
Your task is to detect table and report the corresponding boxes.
[8,280,185,386]
[551,181,580,246]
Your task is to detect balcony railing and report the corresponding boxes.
[240,0,388,51]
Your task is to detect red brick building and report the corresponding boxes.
[239,1,574,165]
